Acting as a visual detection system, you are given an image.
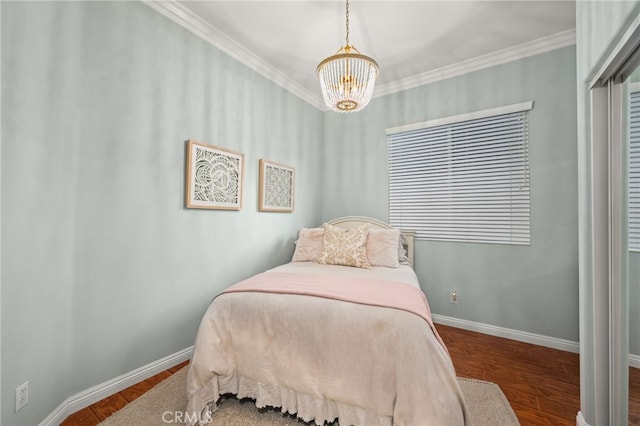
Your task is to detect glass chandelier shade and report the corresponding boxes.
[316,0,378,113]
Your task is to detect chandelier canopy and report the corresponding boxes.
[316,0,378,113]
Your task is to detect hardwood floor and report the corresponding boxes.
[631,366,640,425]
[439,324,580,425]
[438,324,640,426]
[61,326,639,426]
[60,361,189,426]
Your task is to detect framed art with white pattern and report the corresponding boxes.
[259,159,295,212]
[185,140,244,210]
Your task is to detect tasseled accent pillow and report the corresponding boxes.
[317,223,371,269]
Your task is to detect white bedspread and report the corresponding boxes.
[185,262,468,425]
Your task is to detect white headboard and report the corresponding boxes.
[326,216,415,267]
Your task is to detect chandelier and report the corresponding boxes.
[316,0,379,113]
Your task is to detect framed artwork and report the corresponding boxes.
[259,159,295,212]
[185,140,244,210]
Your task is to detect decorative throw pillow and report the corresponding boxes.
[398,234,411,266]
[366,228,401,268]
[292,228,325,262]
[317,224,371,269]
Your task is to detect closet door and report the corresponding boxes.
[587,19,640,425]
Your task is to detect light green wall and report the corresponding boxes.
[7,1,639,425]
[322,46,579,341]
[576,1,640,424]
[0,1,323,425]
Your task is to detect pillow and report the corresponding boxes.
[398,234,411,266]
[317,224,371,269]
[366,228,401,268]
[292,228,325,262]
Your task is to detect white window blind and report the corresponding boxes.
[387,103,532,245]
[629,90,640,251]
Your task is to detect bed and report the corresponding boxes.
[185,216,468,425]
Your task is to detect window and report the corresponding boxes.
[386,102,532,245]
[629,90,640,251]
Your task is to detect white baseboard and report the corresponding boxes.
[630,353,640,369]
[432,314,580,353]
[39,346,193,426]
[433,314,640,367]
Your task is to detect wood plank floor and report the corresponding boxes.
[61,325,639,425]
[439,324,580,425]
[60,361,189,426]
[439,324,640,426]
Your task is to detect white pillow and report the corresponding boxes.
[398,234,411,266]
[366,228,401,268]
[291,228,325,262]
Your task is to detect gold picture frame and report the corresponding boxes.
[258,159,295,213]
[185,140,244,210]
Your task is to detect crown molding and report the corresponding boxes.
[374,29,576,98]
[143,0,327,111]
[144,0,575,112]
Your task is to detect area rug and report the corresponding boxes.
[98,367,520,425]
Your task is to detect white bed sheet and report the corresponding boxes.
[270,262,421,288]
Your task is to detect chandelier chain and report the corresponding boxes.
[345,0,350,47]
[317,0,378,112]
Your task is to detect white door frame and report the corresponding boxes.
[586,13,640,425]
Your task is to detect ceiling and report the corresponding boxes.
[145,1,576,110]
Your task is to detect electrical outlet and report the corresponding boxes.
[15,381,28,412]
[450,289,458,304]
